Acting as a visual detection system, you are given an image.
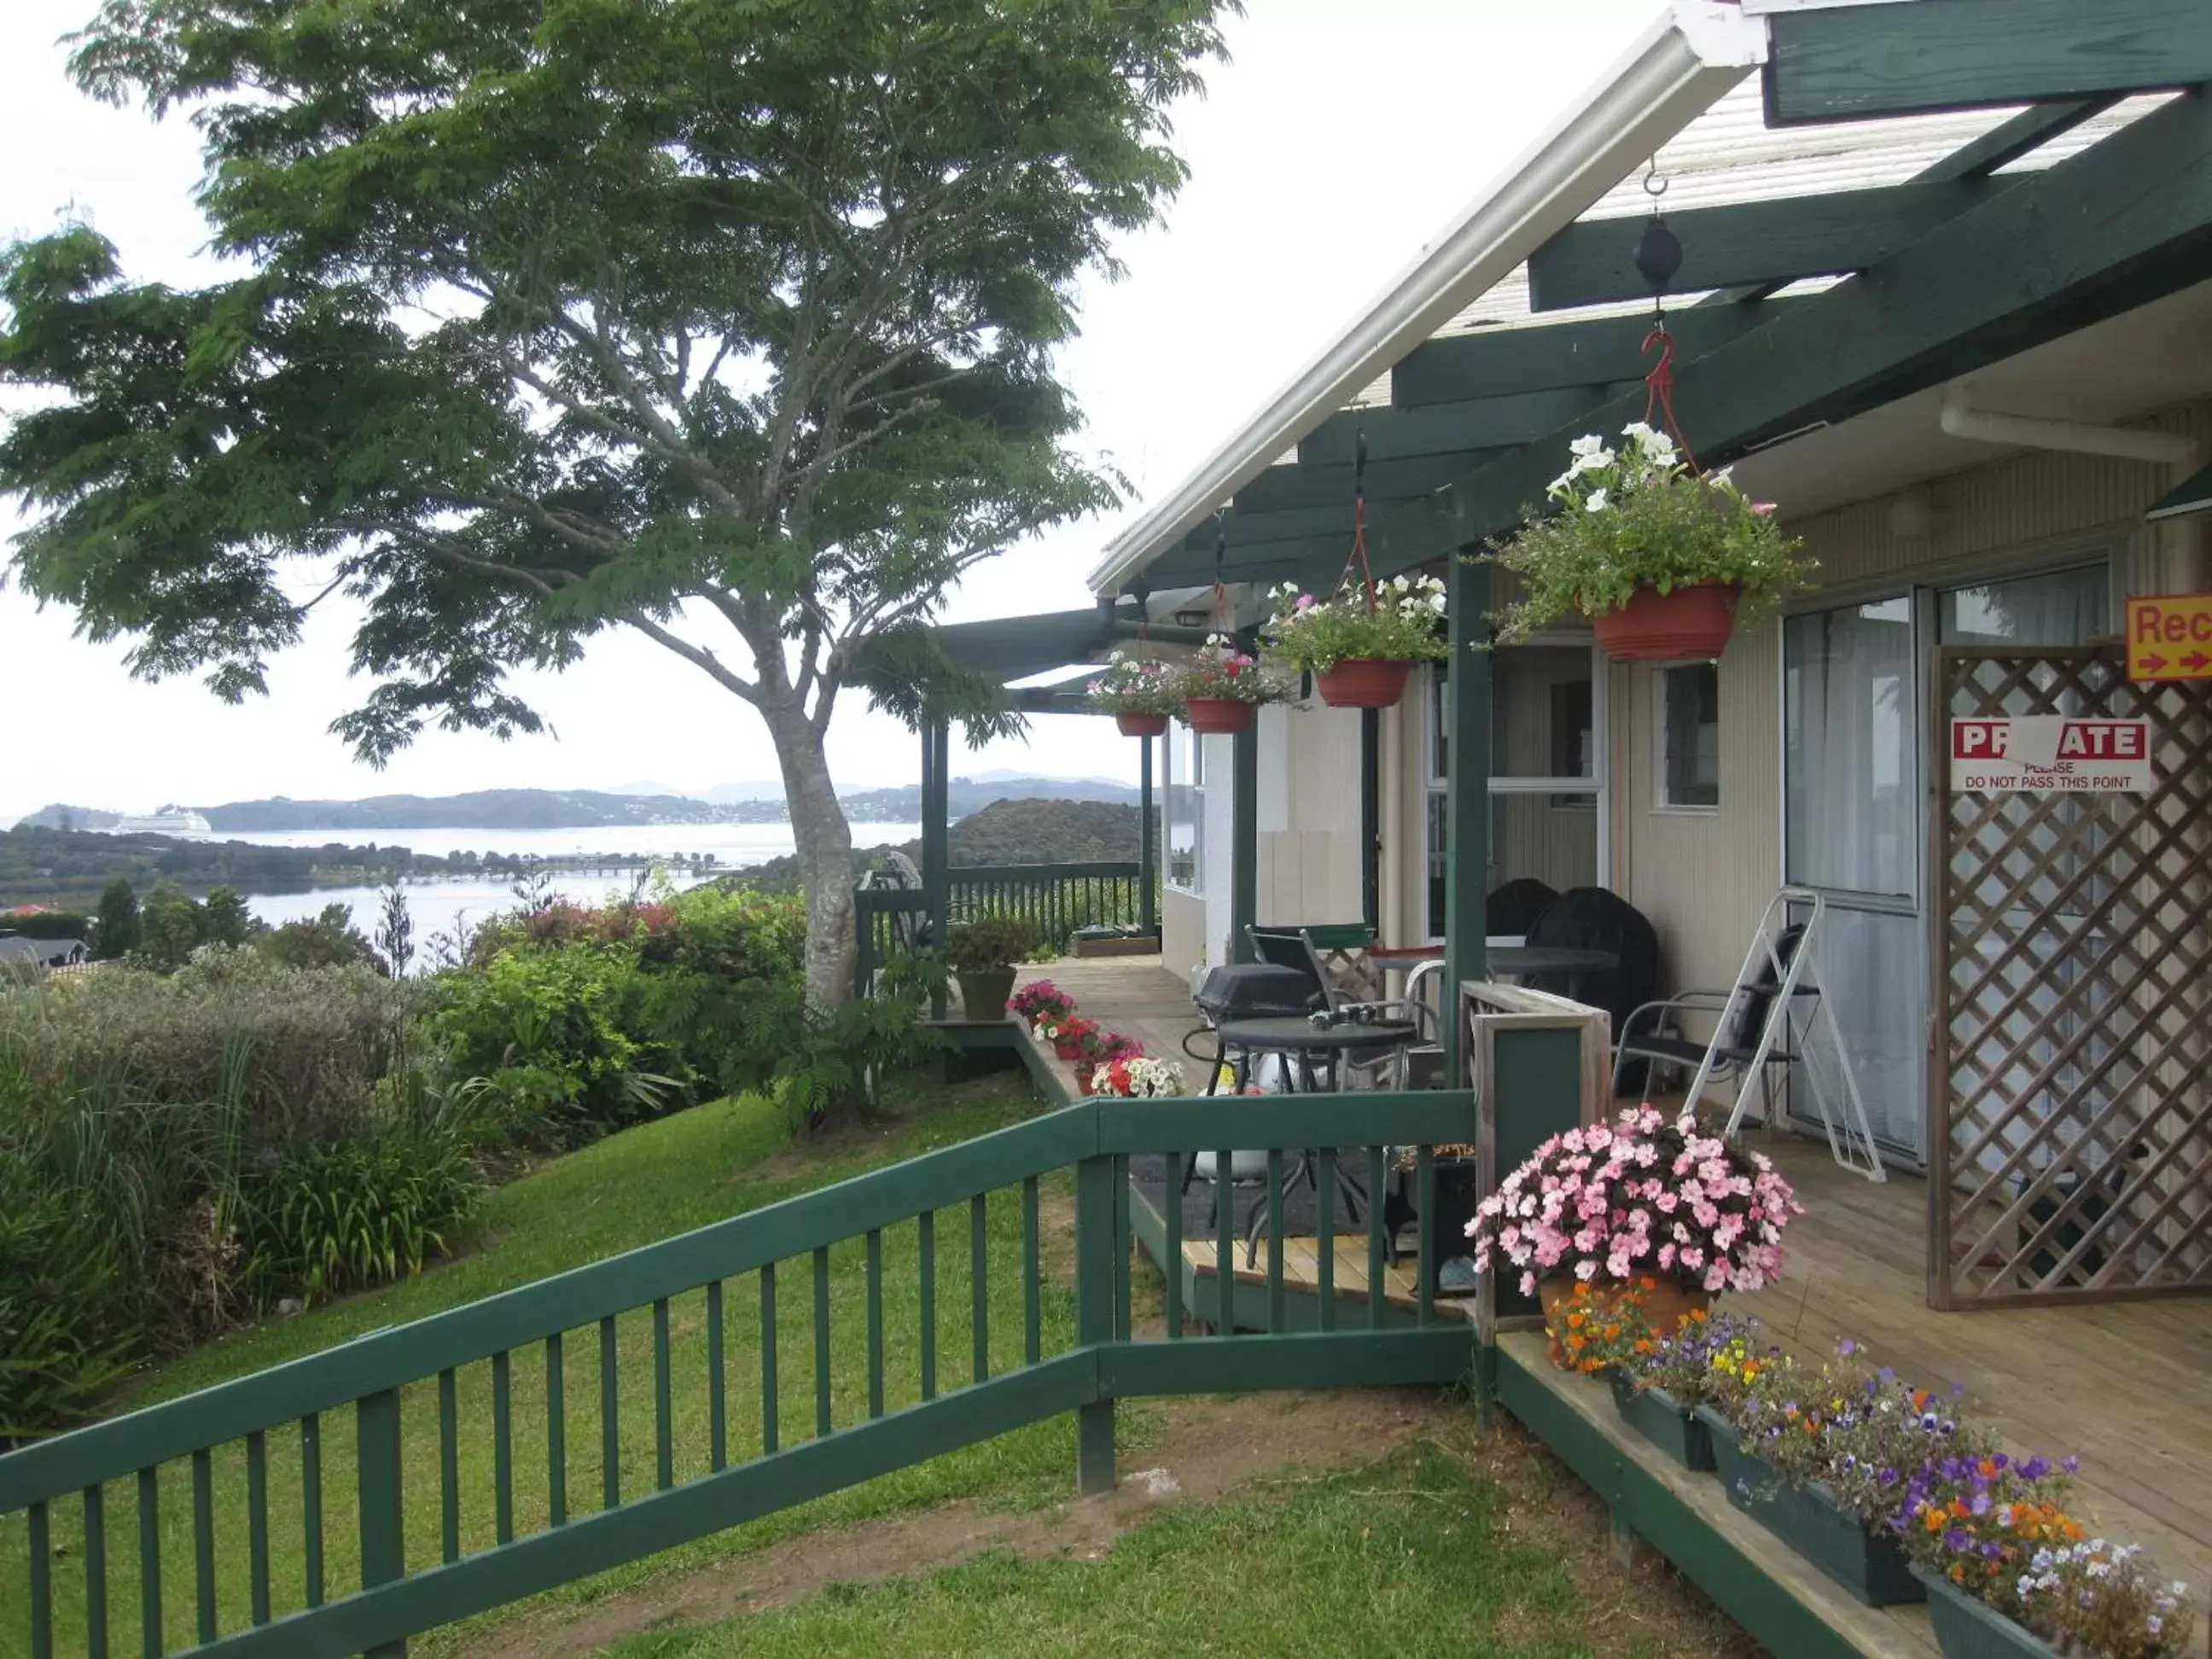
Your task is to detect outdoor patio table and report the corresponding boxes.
[1210,1015,1421,1266]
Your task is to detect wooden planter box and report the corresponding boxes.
[1072,933,1160,958]
[1609,1374,1714,1470]
[1915,1566,2058,1658]
[1696,1408,1924,1606]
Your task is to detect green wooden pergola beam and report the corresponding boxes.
[1150,533,1362,584]
[1230,453,1482,514]
[1390,302,1797,409]
[1762,0,2212,125]
[1361,87,2212,579]
[1526,178,2004,312]
[1300,385,1626,466]
[1913,96,2124,182]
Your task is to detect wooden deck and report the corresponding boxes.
[1012,952,2212,1641]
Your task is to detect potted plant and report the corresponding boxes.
[1606,1302,1758,1472]
[1468,1102,1801,1371]
[1914,1535,2192,1659]
[1039,1012,1099,1062]
[1086,651,1184,739]
[1171,634,1295,735]
[1696,1338,1951,1606]
[1260,573,1448,708]
[1092,1054,1190,1097]
[1487,422,1813,661]
[1008,979,1074,1031]
[1071,1030,1144,1094]
[941,917,1042,1022]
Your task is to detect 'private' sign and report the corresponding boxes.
[2125,594,2212,681]
[1950,716,2153,794]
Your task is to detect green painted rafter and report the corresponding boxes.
[1762,0,2212,125]
[1230,453,1479,514]
[1390,303,1796,408]
[1526,178,2002,312]
[1362,88,2212,579]
[1300,385,1623,465]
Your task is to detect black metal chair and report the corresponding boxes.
[1611,924,1814,1121]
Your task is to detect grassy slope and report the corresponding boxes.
[602,1444,1679,1659]
[9,1072,1122,1659]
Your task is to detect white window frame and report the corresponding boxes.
[1652,660,1721,814]
[1423,640,1610,941]
[1166,725,1205,895]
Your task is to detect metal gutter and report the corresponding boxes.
[1085,0,1765,597]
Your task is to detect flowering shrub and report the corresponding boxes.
[1487,422,1813,641]
[1260,573,1448,672]
[1085,652,1183,718]
[1467,1103,1801,1296]
[2010,1541,2192,1659]
[1171,634,1296,707]
[1007,981,1074,1026]
[1039,1013,1097,1055]
[1094,1055,1189,1097]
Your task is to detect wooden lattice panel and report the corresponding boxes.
[1932,649,2212,1308]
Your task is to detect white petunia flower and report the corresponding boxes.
[1584,487,1610,512]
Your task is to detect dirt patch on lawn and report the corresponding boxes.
[460,1386,1755,1659]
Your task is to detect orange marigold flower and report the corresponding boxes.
[1567,1312,1586,1328]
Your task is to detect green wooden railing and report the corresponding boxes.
[2,1091,1475,1659]
[853,861,1153,992]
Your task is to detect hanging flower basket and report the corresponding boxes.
[1314,658,1413,708]
[1487,423,1813,651]
[1262,574,1447,711]
[1169,635,1295,735]
[1591,581,1739,661]
[1181,696,1254,735]
[1086,652,1181,734]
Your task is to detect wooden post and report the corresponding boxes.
[1074,1154,1118,1495]
[1360,707,1381,938]
[922,719,951,1021]
[1231,720,1259,964]
[1442,558,1491,1080]
[1138,733,1157,937]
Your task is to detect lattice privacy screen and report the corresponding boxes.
[1933,649,2212,1308]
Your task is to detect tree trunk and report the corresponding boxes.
[768,706,858,1012]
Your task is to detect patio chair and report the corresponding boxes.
[1611,888,1884,1181]
[1240,924,1429,1091]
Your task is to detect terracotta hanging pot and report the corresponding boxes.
[1538,1275,1712,1372]
[1314,658,1412,709]
[1592,582,1738,661]
[1181,697,1254,735]
[1115,712,1170,739]
[1072,1062,1097,1096]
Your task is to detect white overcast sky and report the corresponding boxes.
[0,0,1659,821]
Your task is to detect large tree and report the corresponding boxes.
[2,0,1227,1006]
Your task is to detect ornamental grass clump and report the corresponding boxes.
[1085,651,1183,718]
[1468,1102,1802,1296]
[1260,573,1449,672]
[1487,422,1813,639]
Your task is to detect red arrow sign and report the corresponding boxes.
[2142,653,2168,672]
[2186,652,2210,672]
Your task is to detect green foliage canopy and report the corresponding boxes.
[0,0,1227,758]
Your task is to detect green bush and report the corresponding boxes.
[0,1135,138,1447]
[944,916,1042,973]
[235,1131,485,1307]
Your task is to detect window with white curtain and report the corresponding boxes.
[1166,725,1204,894]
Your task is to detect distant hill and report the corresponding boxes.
[16,776,1140,835]
[737,797,1144,895]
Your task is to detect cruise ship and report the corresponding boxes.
[108,806,214,837]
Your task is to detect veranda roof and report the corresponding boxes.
[1087,0,2207,601]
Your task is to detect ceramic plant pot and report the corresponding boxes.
[1314,658,1412,709]
[1115,712,1170,739]
[954,967,1017,1022]
[1181,697,1255,735]
[1592,582,1738,661]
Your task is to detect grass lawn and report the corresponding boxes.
[7,1069,1129,1659]
[597,1441,1696,1659]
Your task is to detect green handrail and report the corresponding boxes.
[3,1091,1476,1659]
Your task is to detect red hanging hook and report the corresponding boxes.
[1641,320,1701,474]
